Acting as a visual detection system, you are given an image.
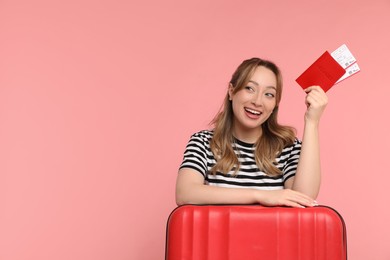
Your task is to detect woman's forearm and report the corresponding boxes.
[176,169,317,207]
[292,121,321,199]
[176,181,259,205]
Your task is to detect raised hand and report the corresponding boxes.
[304,86,328,124]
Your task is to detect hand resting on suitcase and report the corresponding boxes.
[176,168,317,208]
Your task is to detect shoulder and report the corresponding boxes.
[286,137,301,147]
[280,138,301,153]
[189,130,214,142]
[293,138,302,146]
[184,130,214,151]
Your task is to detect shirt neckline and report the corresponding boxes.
[233,137,255,148]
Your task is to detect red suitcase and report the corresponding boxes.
[165,205,347,260]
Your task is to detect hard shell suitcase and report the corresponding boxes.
[165,205,347,260]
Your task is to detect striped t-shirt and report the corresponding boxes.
[179,130,301,190]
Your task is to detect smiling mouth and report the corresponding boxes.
[245,107,262,115]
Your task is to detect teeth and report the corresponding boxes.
[245,108,261,115]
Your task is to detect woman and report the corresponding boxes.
[176,57,328,208]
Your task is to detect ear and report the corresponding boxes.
[228,83,234,101]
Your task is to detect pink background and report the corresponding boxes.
[1,0,389,259]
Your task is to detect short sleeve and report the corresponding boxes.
[179,132,209,177]
[282,139,302,183]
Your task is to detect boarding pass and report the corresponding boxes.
[331,44,360,83]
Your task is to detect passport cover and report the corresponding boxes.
[296,51,346,92]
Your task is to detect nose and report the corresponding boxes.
[251,93,263,107]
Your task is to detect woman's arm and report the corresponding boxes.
[176,168,317,207]
[285,86,328,199]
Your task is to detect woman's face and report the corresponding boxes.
[229,66,277,141]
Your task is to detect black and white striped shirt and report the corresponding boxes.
[179,130,301,190]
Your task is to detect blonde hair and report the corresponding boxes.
[210,58,296,176]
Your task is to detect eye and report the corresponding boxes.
[245,86,255,92]
[265,92,275,98]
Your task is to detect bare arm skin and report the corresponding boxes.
[176,168,317,208]
[285,86,328,199]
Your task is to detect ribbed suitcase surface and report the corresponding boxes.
[166,205,347,260]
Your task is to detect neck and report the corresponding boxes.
[232,124,262,144]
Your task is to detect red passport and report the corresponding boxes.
[296,51,346,92]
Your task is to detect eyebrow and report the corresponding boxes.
[248,80,277,90]
[248,80,259,86]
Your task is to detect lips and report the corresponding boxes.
[245,107,261,115]
[244,107,263,120]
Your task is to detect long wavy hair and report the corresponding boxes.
[210,57,296,176]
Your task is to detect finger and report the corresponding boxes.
[306,88,326,100]
[306,93,328,108]
[285,201,306,208]
[306,88,328,102]
[305,95,319,109]
[306,92,328,108]
[290,192,317,207]
[305,85,324,93]
[290,196,314,208]
[285,197,314,208]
